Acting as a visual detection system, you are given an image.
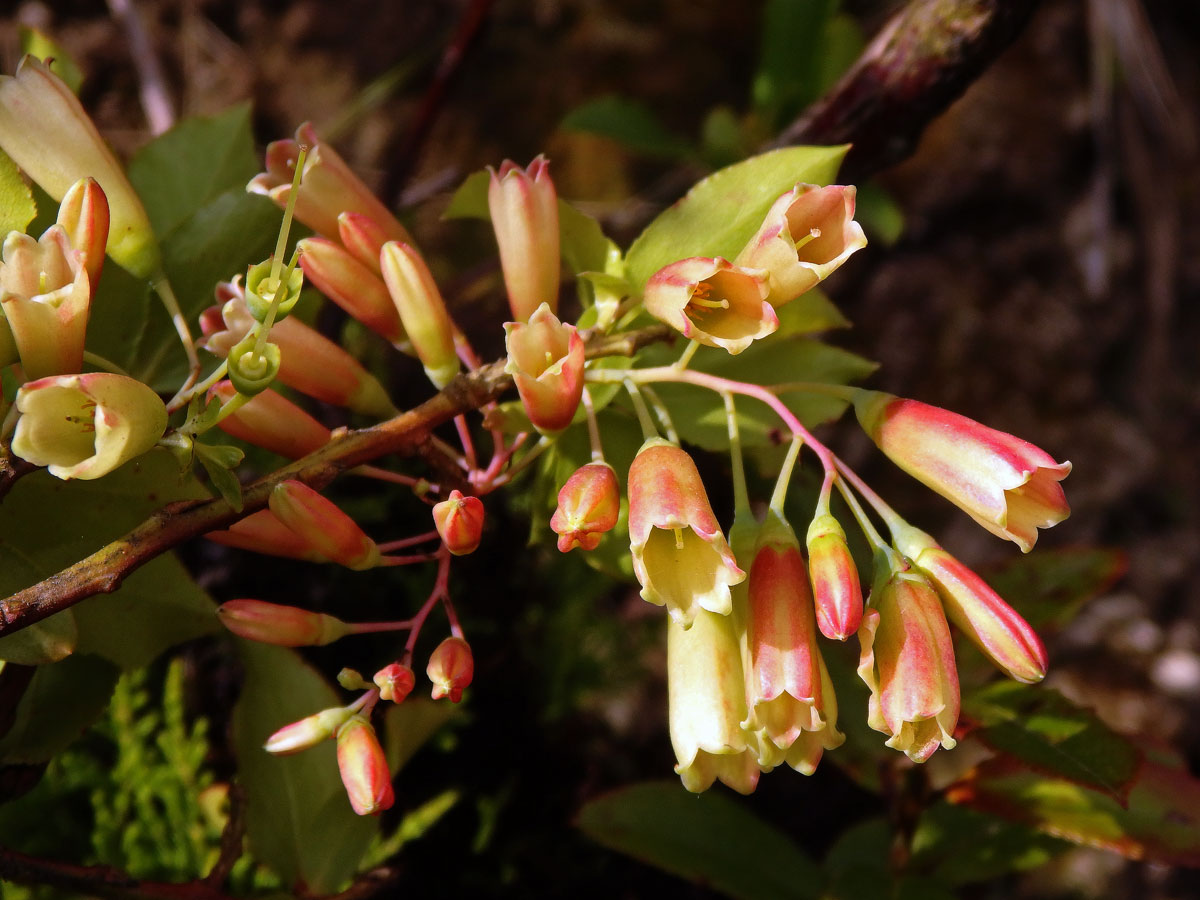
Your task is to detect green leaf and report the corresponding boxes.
[751,0,838,128]
[195,441,246,512]
[128,104,260,237]
[577,780,821,900]
[0,609,77,665]
[0,147,35,236]
[442,170,490,220]
[559,200,623,278]
[625,145,850,291]
[963,682,1142,802]
[981,547,1127,632]
[774,288,850,337]
[0,654,119,764]
[232,641,378,893]
[949,747,1200,866]
[855,181,905,247]
[561,96,695,161]
[381,696,458,773]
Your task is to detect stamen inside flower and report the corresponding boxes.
[674,527,685,550]
[793,228,821,252]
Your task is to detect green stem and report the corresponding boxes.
[768,435,804,514]
[158,276,201,412]
[639,384,678,444]
[580,386,605,463]
[81,352,131,377]
[674,339,700,370]
[623,379,659,441]
[723,391,749,515]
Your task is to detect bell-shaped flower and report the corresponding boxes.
[893,523,1047,684]
[504,303,584,432]
[298,237,407,345]
[217,598,352,647]
[380,240,461,389]
[56,177,109,287]
[643,257,776,355]
[268,480,381,570]
[432,490,485,556]
[0,56,159,279]
[628,439,745,627]
[335,715,395,816]
[199,281,394,417]
[374,663,416,703]
[735,183,867,307]
[11,372,166,480]
[487,157,561,321]
[265,705,357,755]
[427,636,474,702]
[248,122,410,246]
[1,226,90,378]
[855,391,1072,552]
[668,609,761,794]
[806,513,863,641]
[550,462,620,552]
[205,509,329,562]
[209,381,331,459]
[857,568,960,763]
[740,513,844,774]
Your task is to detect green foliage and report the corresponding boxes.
[0,147,35,235]
[561,96,697,161]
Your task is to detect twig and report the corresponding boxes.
[202,783,246,890]
[0,846,233,900]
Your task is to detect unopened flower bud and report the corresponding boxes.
[56,177,109,286]
[427,636,473,703]
[806,513,863,641]
[487,157,561,321]
[432,490,485,556]
[210,381,331,459]
[380,240,460,389]
[265,705,356,755]
[335,715,395,816]
[298,237,406,344]
[504,303,584,432]
[550,462,620,552]
[338,211,390,274]
[217,598,351,647]
[374,663,416,703]
[268,480,381,570]
[205,509,328,562]
[643,257,776,355]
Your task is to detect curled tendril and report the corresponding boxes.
[244,257,304,323]
[227,332,282,395]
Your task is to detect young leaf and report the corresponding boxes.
[194,441,246,512]
[561,96,695,161]
[0,147,35,235]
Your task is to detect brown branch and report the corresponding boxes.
[0,326,672,638]
[772,0,1042,181]
[202,783,246,890]
[0,847,233,900]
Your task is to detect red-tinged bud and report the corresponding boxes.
[858,569,960,763]
[1,226,90,378]
[265,705,356,755]
[338,211,389,274]
[199,285,395,417]
[643,257,777,355]
[855,391,1071,552]
[628,439,744,627]
[217,598,351,647]
[741,513,843,774]
[427,636,473,703]
[205,509,329,562]
[806,513,863,641]
[56,177,109,286]
[432,490,485,556]
[374,663,416,703]
[298,237,406,345]
[268,480,381,570]
[380,240,461,389]
[503,303,584,432]
[550,462,620,552]
[248,122,410,246]
[894,524,1047,683]
[487,157,561,321]
[735,183,867,307]
[210,381,331,459]
[335,715,395,816]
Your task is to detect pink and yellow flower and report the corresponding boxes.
[217,598,351,647]
[432,490,485,556]
[643,257,776,355]
[550,462,620,552]
[488,157,561,321]
[335,715,394,816]
[806,513,863,641]
[427,636,474,702]
[504,303,584,432]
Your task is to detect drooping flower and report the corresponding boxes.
[217,598,352,647]
[432,490,485,556]
[550,462,620,552]
[204,509,329,562]
[857,568,960,763]
[628,439,745,627]
[379,240,461,389]
[488,157,561,321]
[855,391,1071,552]
[268,480,381,571]
[427,636,473,702]
[643,257,776,355]
[806,513,863,641]
[504,302,584,432]
[11,372,166,480]
[335,715,395,816]
[374,663,416,703]
[735,183,867,307]
[209,381,331,459]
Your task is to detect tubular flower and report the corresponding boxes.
[643,257,776,355]
[427,636,474,702]
[550,462,620,552]
[11,373,166,480]
[858,569,960,763]
[217,598,352,647]
[628,439,745,627]
[248,122,410,246]
[56,177,109,287]
[432,490,485,556]
[199,282,395,417]
[487,156,561,321]
[503,302,584,432]
[894,523,1047,684]
[265,706,356,755]
[379,240,461,389]
[735,183,867,307]
[0,56,159,279]
[338,211,390,274]
[0,226,90,378]
[335,715,395,816]
[855,391,1072,553]
[268,480,382,570]
[806,513,864,641]
[741,513,844,774]
[209,381,331,459]
[298,237,407,345]
[205,509,329,562]
[668,609,761,795]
